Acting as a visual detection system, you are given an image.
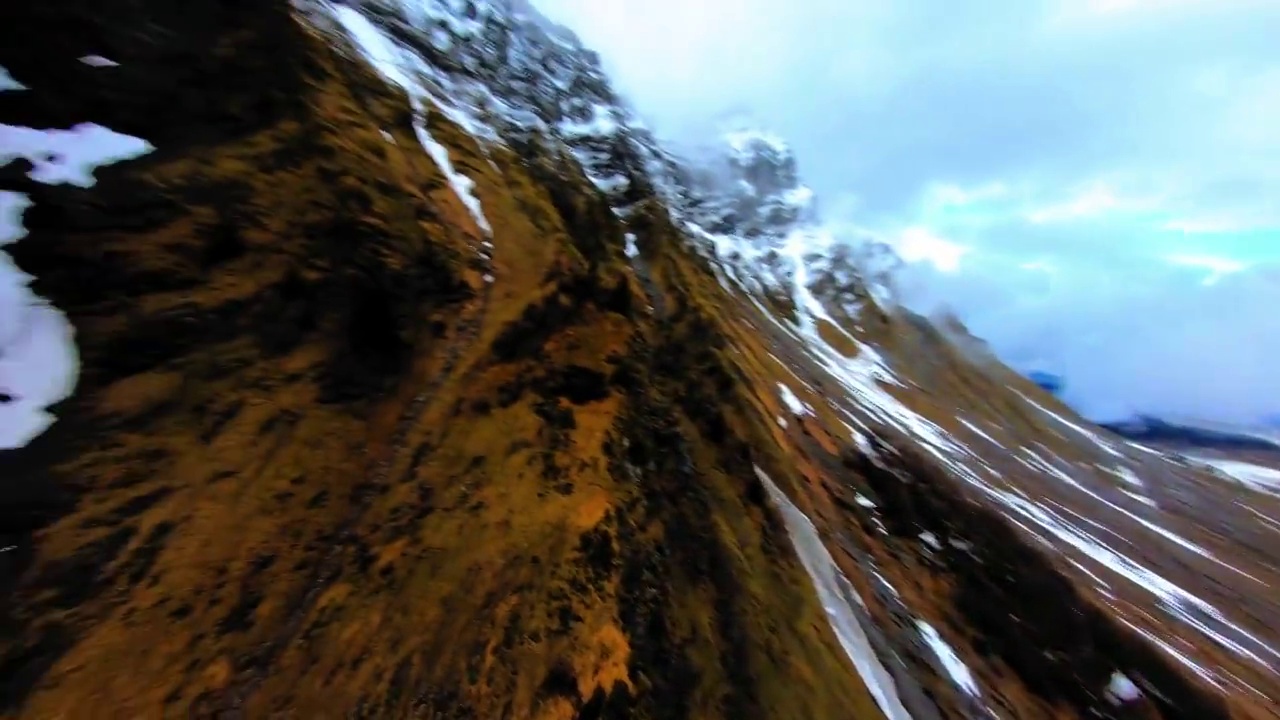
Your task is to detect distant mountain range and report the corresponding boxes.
[1019,371,1279,452]
[1026,370,1064,396]
[1098,415,1280,452]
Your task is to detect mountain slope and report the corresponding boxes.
[2,2,1279,720]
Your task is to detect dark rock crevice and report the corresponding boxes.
[0,1,316,145]
[608,405,761,719]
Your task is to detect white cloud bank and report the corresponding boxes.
[896,252,1280,424]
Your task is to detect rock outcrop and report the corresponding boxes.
[2,2,1279,719]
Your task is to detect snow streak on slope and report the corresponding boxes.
[778,382,812,417]
[328,5,492,238]
[915,621,980,697]
[940,441,1280,677]
[415,130,492,235]
[753,466,913,720]
[1016,390,1126,460]
[1190,457,1280,495]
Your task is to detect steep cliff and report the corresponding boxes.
[2,2,1279,720]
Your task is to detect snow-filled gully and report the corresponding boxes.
[753,466,915,720]
[329,5,493,243]
[755,463,1001,717]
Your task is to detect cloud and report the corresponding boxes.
[1164,254,1248,285]
[535,0,1280,425]
[1025,183,1164,225]
[896,252,1280,424]
[927,182,1010,209]
[893,227,969,272]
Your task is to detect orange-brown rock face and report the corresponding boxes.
[2,2,1279,720]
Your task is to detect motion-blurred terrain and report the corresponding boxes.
[1,2,1278,718]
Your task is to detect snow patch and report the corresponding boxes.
[586,172,629,194]
[1,123,153,187]
[79,55,119,67]
[1,193,30,245]
[777,382,812,416]
[379,129,396,144]
[753,467,913,720]
[556,103,620,139]
[1128,441,1165,458]
[1120,489,1158,508]
[959,418,1000,447]
[1118,618,1221,687]
[919,531,941,550]
[854,430,875,457]
[1192,457,1280,495]
[968,477,1278,670]
[0,300,79,449]
[724,127,789,159]
[414,125,492,235]
[1020,447,1092,492]
[1106,671,1143,704]
[873,569,901,598]
[1,123,152,448]
[1015,450,1256,582]
[330,5,418,92]
[1113,466,1144,488]
[733,232,973,483]
[1069,558,1113,590]
[916,621,981,696]
[757,240,962,465]
[623,232,639,259]
[1241,504,1280,534]
[1,65,26,91]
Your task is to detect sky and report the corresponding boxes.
[535,0,1280,426]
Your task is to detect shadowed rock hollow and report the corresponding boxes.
[2,2,1279,719]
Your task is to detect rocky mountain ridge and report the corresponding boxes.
[2,1,1280,719]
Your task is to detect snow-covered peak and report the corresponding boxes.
[717,115,799,185]
[310,0,698,218]
[320,1,897,331]
[664,116,906,326]
[719,123,806,211]
[680,120,818,246]
[723,126,790,163]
